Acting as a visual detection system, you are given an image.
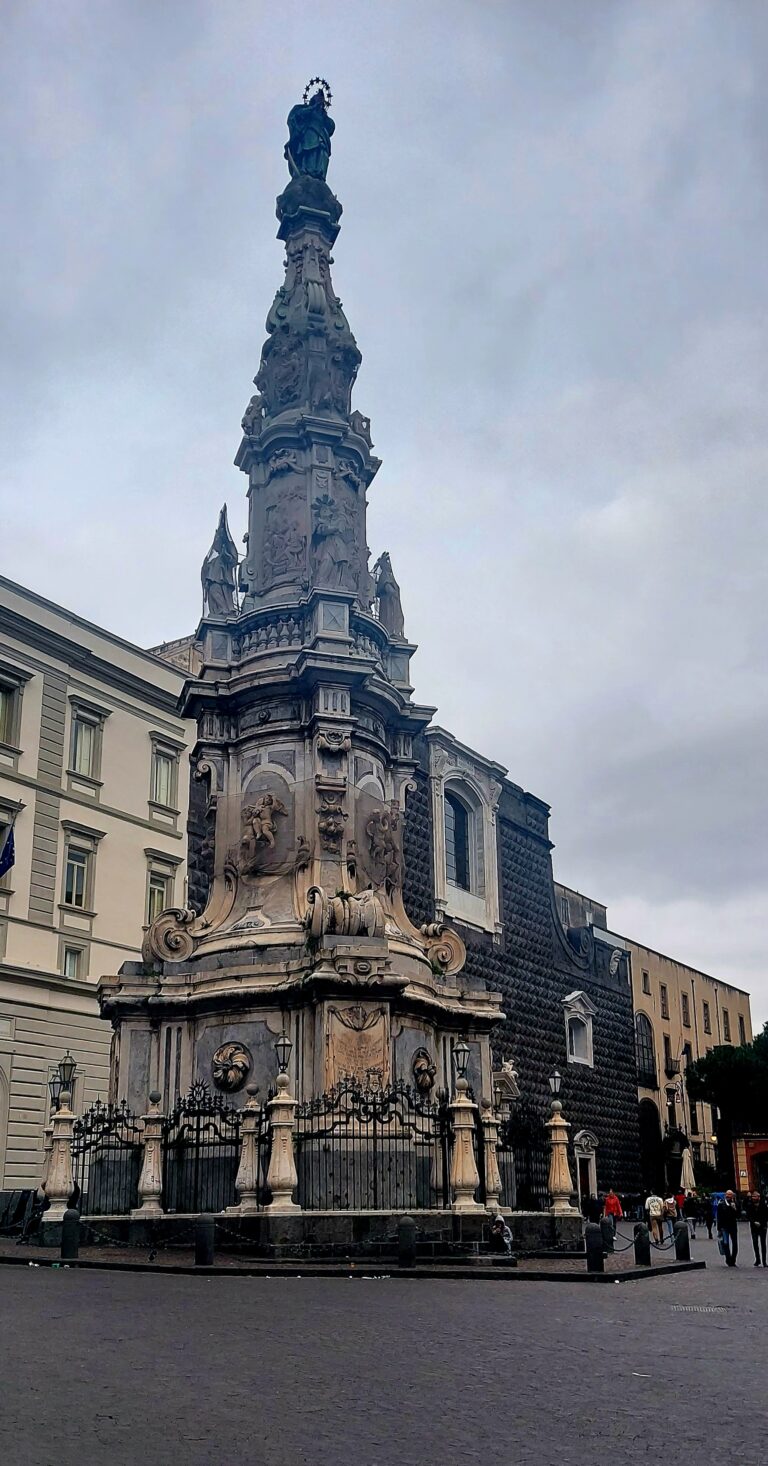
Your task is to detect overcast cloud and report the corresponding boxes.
[2,2,766,1017]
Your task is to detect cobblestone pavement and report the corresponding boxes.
[2,1231,766,1466]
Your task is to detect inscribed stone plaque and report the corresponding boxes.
[326,1004,389,1086]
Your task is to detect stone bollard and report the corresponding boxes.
[131,1091,165,1219]
[674,1219,691,1262]
[45,1090,76,1223]
[231,1084,263,1215]
[398,1215,417,1268]
[449,1077,483,1212]
[195,1213,215,1267]
[585,1222,605,1273]
[600,1216,614,1254]
[61,1207,80,1261]
[634,1221,651,1267]
[265,1071,301,1214]
[480,1102,503,1214]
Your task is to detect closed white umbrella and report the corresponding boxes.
[681,1146,696,1192]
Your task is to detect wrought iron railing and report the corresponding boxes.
[72,1099,143,1216]
[295,1078,452,1211]
[161,1081,263,1215]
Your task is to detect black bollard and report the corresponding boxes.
[397,1215,417,1268]
[673,1219,691,1262]
[60,1208,80,1261]
[195,1213,215,1267]
[600,1217,614,1254]
[585,1221,604,1273]
[634,1222,651,1267]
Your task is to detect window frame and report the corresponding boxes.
[0,661,31,768]
[148,733,184,822]
[641,969,651,996]
[143,847,182,929]
[702,1000,711,1034]
[660,984,669,1020]
[738,1014,746,1046]
[722,1009,731,1043]
[681,992,691,1029]
[444,789,471,892]
[562,990,596,1069]
[59,820,104,919]
[63,945,83,980]
[635,1012,657,1087]
[67,698,109,792]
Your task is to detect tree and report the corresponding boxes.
[686,1025,768,1187]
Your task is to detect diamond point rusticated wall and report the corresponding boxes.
[403,769,641,1196]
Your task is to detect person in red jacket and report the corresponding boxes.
[603,1188,623,1235]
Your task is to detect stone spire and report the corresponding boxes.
[235,83,379,612]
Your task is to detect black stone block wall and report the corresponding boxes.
[402,765,641,1197]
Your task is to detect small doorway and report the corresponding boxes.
[573,1130,598,1209]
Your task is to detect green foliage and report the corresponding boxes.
[686,1022,768,1131]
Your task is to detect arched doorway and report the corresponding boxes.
[638,1098,664,1194]
[573,1130,598,1208]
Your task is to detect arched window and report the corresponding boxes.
[567,1016,590,1063]
[444,792,470,891]
[635,1013,657,1087]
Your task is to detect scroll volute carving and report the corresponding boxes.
[420,921,467,976]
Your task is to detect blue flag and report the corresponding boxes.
[0,823,15,878]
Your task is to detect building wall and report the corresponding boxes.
[626,937,752,1174]
[0,577,193,1190]
[403,733,641,1200]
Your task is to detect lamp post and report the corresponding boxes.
[449,1038,483,1212]
[546,1066,579,1216]
[265,1031,300,1213]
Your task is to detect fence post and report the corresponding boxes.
[45,1090,76,1222]
[131,1090,165,1219]
[674,1219,691,1262]
[231,1083,263,1215]
[481,1101,503,1215]
[265,1071,301,1214]
[450,1077,483,1212]
[634,1221,651,1266]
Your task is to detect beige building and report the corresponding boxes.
[555,882,753,1187]
[0,576,193,1194]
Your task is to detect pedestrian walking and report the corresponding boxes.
[663,1197,677,1240]
[603,1187,623,1236]
[645,1191,665,1245]
[683,1190,698,1238]
[716,1190,739,1267]
[744,1191,767,1267]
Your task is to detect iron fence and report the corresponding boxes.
[72,1099,143,1216]
[500,1106,550,1211]
[161,1082,265,1214]
[295,1078,453,1211]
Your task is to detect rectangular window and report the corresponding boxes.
[663,1033,672,1066]
[692,1142,701,1162]
[71,715,95,777]
[723,1009,731,1042]
[642,969,651,995]
[63,946,82,980]
[147,870,170,925]
[151,750,175,808]
[703,1001,711,1034]
[660,984,669,1020]
[738,1014,746,1045]
[681,992,691,1028]
[64,848,89,909]
[560,894,569,927]
[0,685,15,745]
[683,1042,692,1063]
[690,1101,699,1134]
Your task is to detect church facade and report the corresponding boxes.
[100,87,641,1202]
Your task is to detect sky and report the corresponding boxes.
[2,1,766,1019]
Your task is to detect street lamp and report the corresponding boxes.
[274,1031,292,1075]
[48,1070,63,1112]
[58,1051,76,1094]
[548,1067,562,1100]
[453,1038,470,1082]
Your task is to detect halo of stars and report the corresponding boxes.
[303,77,332,107]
